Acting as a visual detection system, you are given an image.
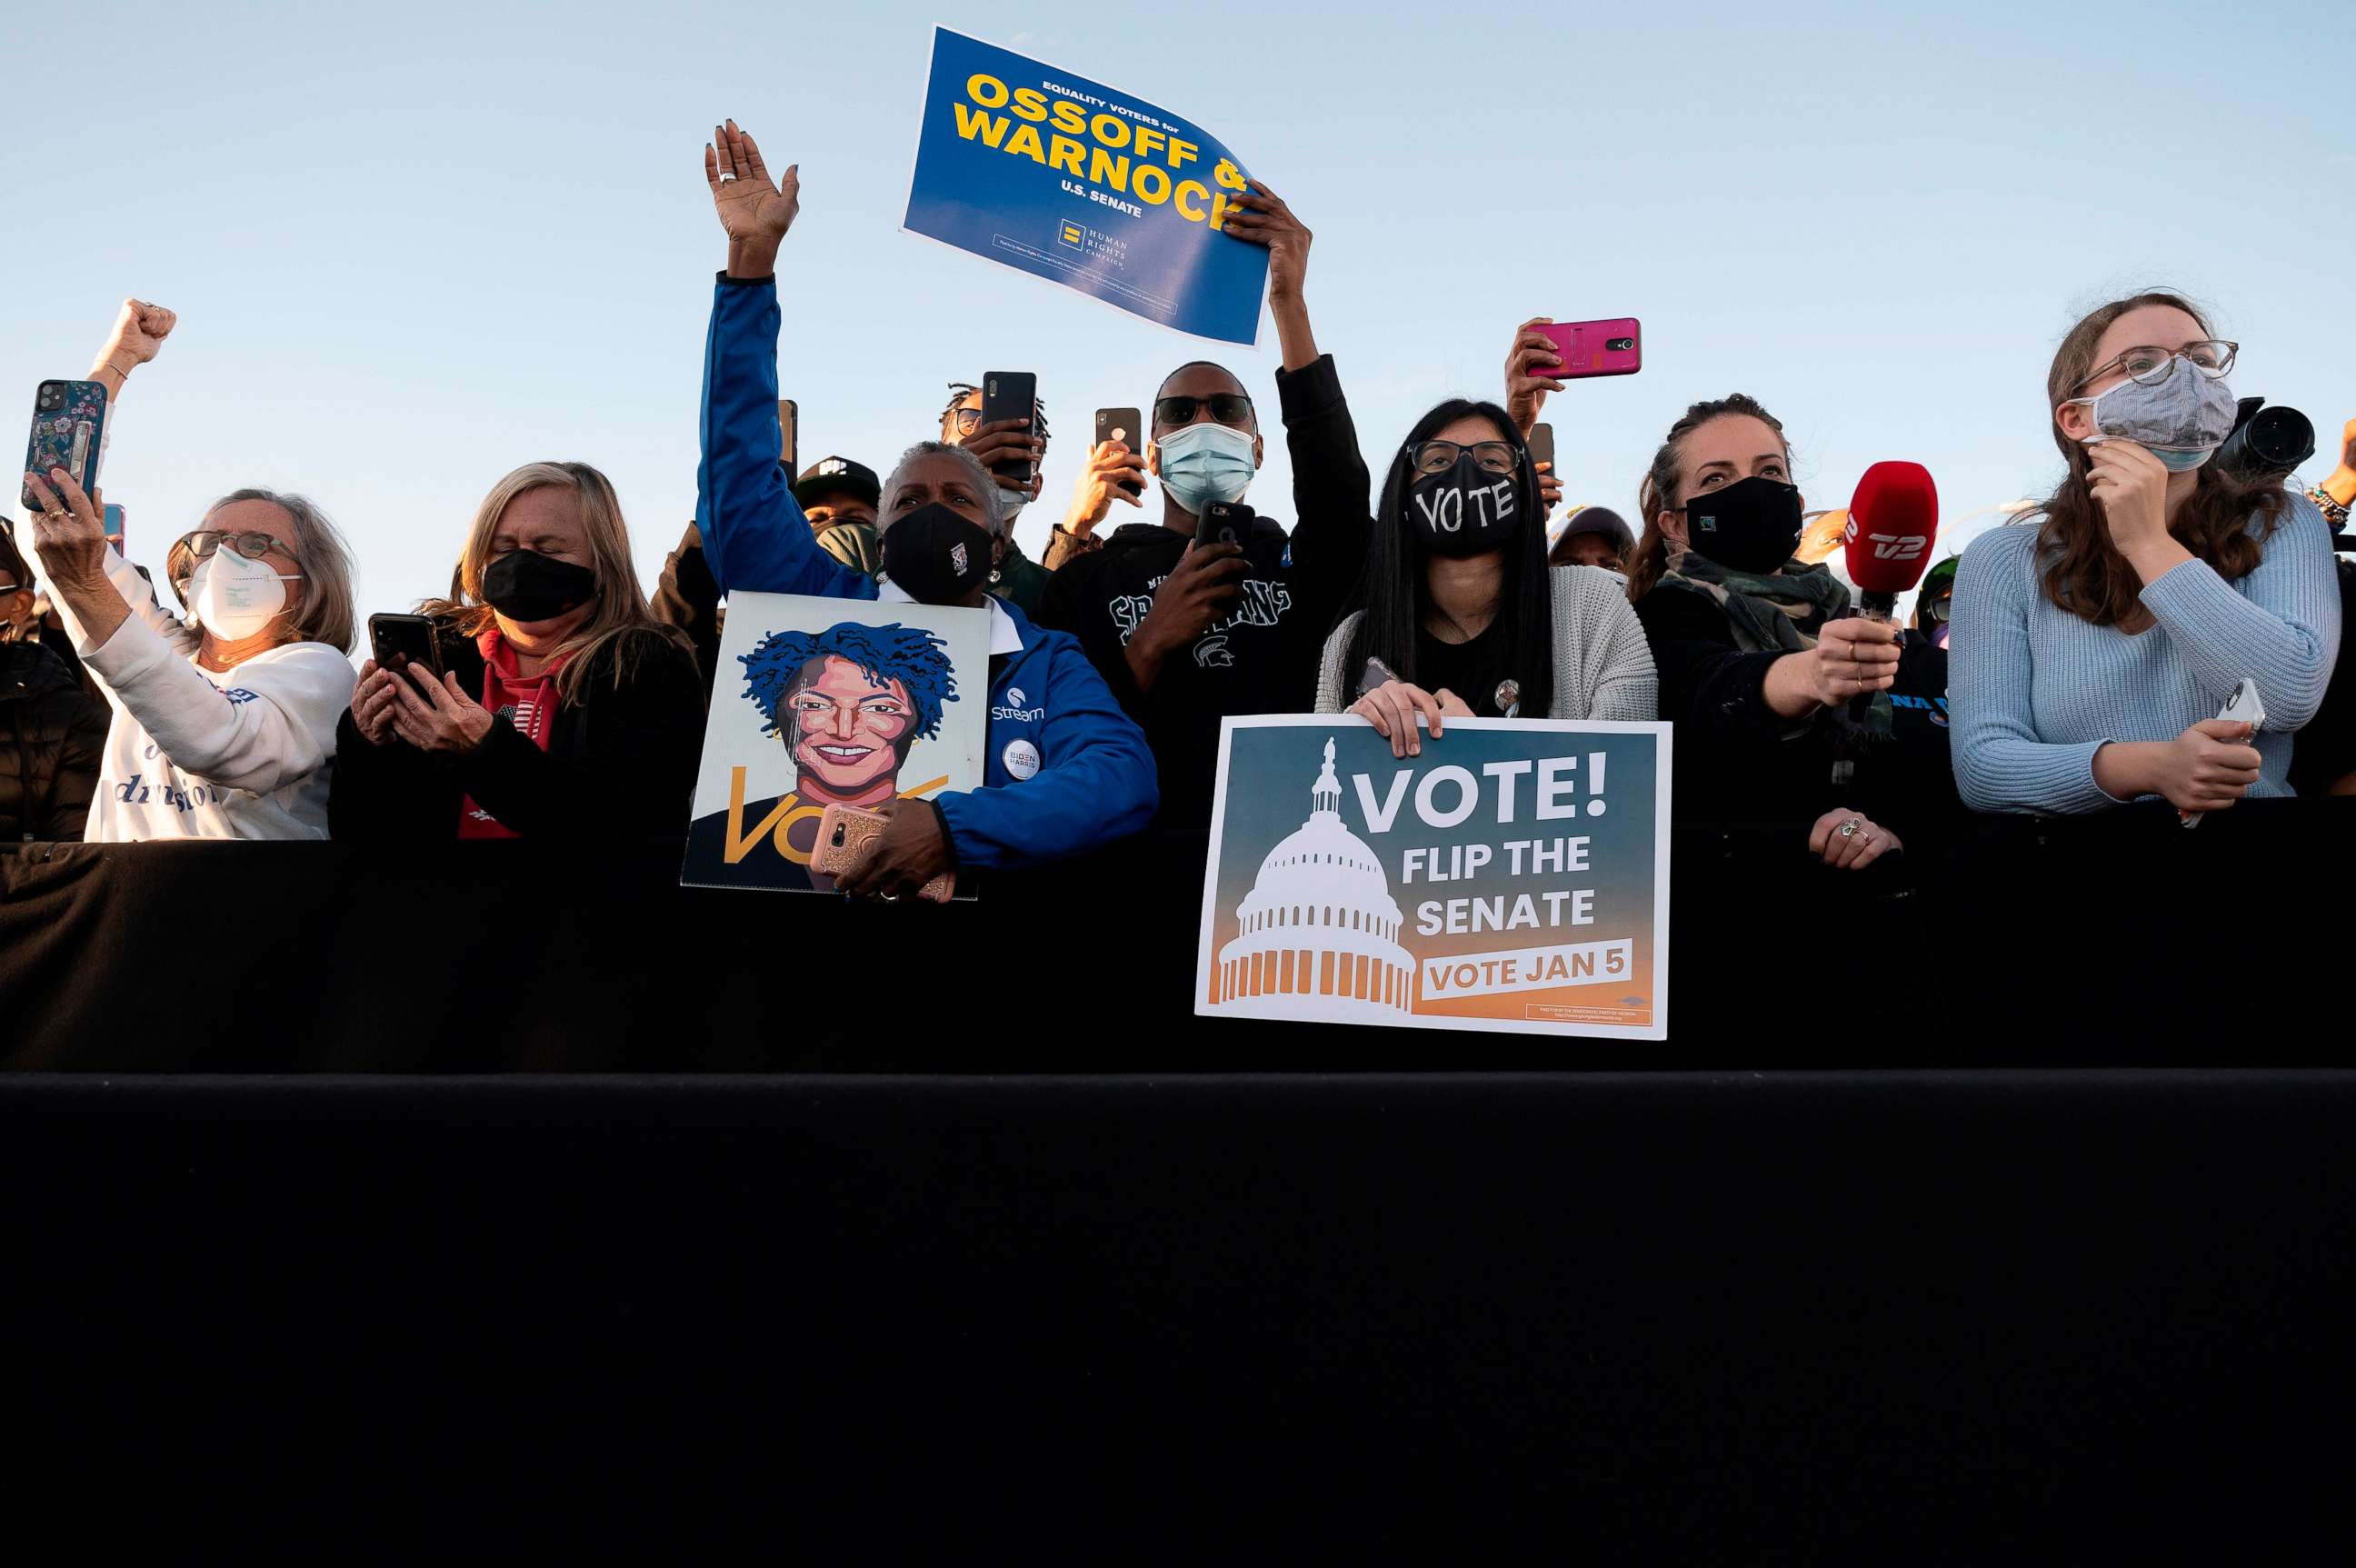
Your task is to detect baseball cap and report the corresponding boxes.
[792,456,881,510]
[1548,504,1634,557]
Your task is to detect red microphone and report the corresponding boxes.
[1842,462,1940,624]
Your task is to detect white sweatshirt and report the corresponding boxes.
[34,543,354,841]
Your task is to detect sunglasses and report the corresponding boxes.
[1154,393,1255,428]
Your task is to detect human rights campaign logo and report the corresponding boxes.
[1056,220,1085,250]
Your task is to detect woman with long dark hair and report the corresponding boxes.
[1314,399,1654,755]
[1950,290,2338,814]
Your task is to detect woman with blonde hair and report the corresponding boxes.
[331,461,704,840]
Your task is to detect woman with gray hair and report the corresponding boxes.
[20,304,357,839]
[689,117,1157,896]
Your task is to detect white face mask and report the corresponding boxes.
[995,486,1030,524]
[190,549,300,639]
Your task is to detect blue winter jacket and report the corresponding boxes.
[694,271,1158,870]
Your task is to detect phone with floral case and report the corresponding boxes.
[23,380,107,511]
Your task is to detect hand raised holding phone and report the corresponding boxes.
[1068,434,1147,532]
[705,118,799,275]
[1505,317,1567,435]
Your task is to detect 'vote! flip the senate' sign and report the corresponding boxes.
[1195,716,1673,1040]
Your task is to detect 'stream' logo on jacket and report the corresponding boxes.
[991,685,1045,722]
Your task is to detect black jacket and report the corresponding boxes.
[329,623,706,842]
[1634,587,1962,857]
[0,640,109,842]
[2289,553,2356,797]
[651,521,726,698]
[1033,354,1372,827]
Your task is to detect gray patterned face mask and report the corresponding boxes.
[2068,355,2239,473]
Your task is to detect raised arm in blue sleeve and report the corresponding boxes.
[695,273,875,602]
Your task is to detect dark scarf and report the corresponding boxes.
[1658,552,1892,748]
[1655,552,1851,652]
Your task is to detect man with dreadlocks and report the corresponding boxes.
[938,381,1054,618]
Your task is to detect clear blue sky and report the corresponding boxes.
[5,0,2349,636]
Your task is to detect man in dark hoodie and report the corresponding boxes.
[1033,180,1371,828]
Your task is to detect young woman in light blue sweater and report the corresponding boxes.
[1951,292,2340,814]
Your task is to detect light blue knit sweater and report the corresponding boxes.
[1950,493,2341,814]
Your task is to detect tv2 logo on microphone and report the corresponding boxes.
[1843,518,1927,561]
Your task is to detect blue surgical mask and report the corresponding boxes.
[1153,423,1256,515]
[2070,354,2239,473]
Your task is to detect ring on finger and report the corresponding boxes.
[1837,817,1862,839]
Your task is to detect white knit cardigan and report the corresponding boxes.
[1313,564,1658,720]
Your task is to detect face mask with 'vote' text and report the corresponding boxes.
[1407,454,1522,558]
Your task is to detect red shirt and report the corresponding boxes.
[458,628,569,839]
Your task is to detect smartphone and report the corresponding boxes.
[1096,406,1144,498]
[23,380,107,511]
[778,399,798,474]
[1203,500,1254,549]
[1356,655,1401,702]
[1532,319,1642,380]
[981,372,1038,487]
[1527,423,1555,472]
[103,503,125,548]
[368,613,445,688]
[813,803,954,902]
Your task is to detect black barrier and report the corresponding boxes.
[5,797,2351,1070]
[6,1070,2356,1553]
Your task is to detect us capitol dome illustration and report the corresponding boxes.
[1211,738,1414,1018]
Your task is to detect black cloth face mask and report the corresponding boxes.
[481,549,597,622]
[882,502,995,604]
[1407,455,1523,559]
[1681,475,1804,575]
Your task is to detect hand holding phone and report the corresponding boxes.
[814,802,954,902]
[1505,319,1570,432]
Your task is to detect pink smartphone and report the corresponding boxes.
[1533,318,1642,380]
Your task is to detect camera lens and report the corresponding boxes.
[2246,406,2315,470]
[1606,337,1635,352]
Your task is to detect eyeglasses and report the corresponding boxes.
[1409,439,1520,477]
[1153,392,1255,428]
[1925,596,1952,624]
[2074,340,2238,392]
[168,529,299,581]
